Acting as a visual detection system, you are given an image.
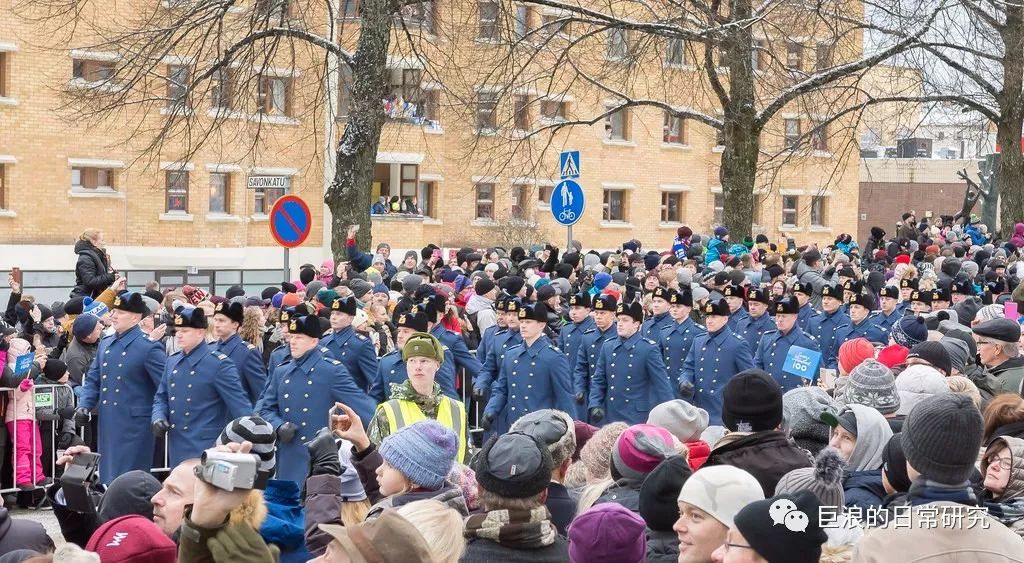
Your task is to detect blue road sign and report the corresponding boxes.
[269,195,312,248]
[559,151,580,179]
[551,179,585,226]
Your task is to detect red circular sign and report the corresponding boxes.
[269,195,312,248]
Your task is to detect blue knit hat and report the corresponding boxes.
[378,420,457,490]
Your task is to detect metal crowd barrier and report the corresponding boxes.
[0,383,78,497]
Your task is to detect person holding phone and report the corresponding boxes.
[71,229,116,299]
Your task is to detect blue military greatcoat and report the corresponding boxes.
[152,341,253,465]
[259,348,376,484]
[320,326,379,393]
[755,327,821,392]
[807,310,850,370]
[659,318,705,386]
[258,343,331,412]
[572,324,617,421]
[875,309,901,333]
[797,304,820,330]
[727,308,751,331]
[430,324,482,389]
[828,317,889,368]
[737,313,775,352]
[641,311,673,339]
[473,328,523,393]
[369,345,457,402]
[484,336,576,435]
[212,333,266,405]
[680,327,754,425]
[558,316,596,375]
[588,331,674,425]
[79,324,166,484]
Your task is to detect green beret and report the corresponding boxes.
[402,331,445,364]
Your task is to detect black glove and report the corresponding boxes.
[74,408,91,426]
[472,386,486,399]
[589,408,605,423]
[305,428,342,477]
[151,420,170,437]
[277,422,298,443]
[679,380,695,399]
[480,412,494,431]
[575,392,585,404]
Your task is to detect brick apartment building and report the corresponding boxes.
[1,0,861,301]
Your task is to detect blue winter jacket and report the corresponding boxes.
[260,479,312,563]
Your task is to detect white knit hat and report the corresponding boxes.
[677,465,765,528]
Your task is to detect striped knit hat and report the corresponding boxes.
[217,415,277,486]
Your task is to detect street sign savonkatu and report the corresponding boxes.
[269,195,312,248]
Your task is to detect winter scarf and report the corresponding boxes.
[985,498,1024,534]
[388,380,441,418]
[906,479,978,507]
[464,506,557,549]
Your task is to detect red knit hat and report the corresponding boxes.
[86,515,176,562]
[876,344,910,369]
[837,337,875,374]
[894,254,911,265]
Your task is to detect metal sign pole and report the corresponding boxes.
[567,225,573,252]
[283,247,290,282]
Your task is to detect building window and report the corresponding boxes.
[384,68,435,122]
[752,39,768,71]
[663,112,686,144]
[811,120,828,151]
[607,29,629,60]
[784,118,801,148]
[811,196,827,226]
[539,13,568,37]
[0,163,6,209]
[254,187,285,214]
[475,182,494,219]
[713,193,724,225]
[786,41,803,71]
[479,1,500,40]
[666,38,685,65]
[400,164,418,202]
[604,106,628,141]
[514,4,532,39]
[210,69,234,110]
[815,43,833,71]
[165,170,189,213]
[258,76,291,116]
[715,128,725,147]
[73,59,116,83]
[0,52,8,96]
[513,94,530,130]
[661,192,682,223]
[401,2,435,33]
[541,99,567,121]
[418,181,435,217]
[782,195,799,226]
[510,184,531,219]
[341,0,359,18]
[166,64,190,108]
[603,189,626,221]
[338,66,352,119]
[538,184,552,205]
[209,172,230,213]
[71,167,116,191]
[476,91,498,131]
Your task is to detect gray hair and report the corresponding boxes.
[1000,341,1020,358]
[477,488,544,511]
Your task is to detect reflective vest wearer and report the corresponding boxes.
[377,396,468,463]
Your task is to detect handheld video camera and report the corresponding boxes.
[59,452,102,514]
[194,450,263,492]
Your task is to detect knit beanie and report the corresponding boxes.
[580,422,627,480]
[72,314,100,341]
[895,364,950,416]
[876,344,909,368]
[837,338,875,374]
[610,424,675,482]
[216,415,277,482]
[82,297,109,318]
[734,491,827,563]
[974,303,1003,324]
[647,400,709,443]
[907,341,952,377]
[638,455,692,531]
[840,359,900,415]
[86,515,177,563]
[96,470,162,524]
[568,503,646,563]
[379,420,458,490]
[939,337,970,374]
[722,369,783,432]
[775,447,846,509]
[901,394,983,485]
[677,465,764,528]
[782,387,838,456]
[891,316,928,348]
[881,433,912,492]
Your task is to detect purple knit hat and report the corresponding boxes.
[610,424,675,482]
[568,503,646,563]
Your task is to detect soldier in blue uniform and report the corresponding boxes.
[681,298,754,425]
[370,310,456,402]
[875,286,903,333]
[930,287,951,312]
[950,279,973,306]
[807,283,850,370]
[481,303,575,435]
[259,315,376,484]
[572,294,617,421]
[423,294,483,393]
[320,297,379,393]
[908,288,932,316]
[659,288,705,390]
[641,287,673,338]
[151,307,252,465]
[559,292,595,420]
[476,297,509,364]
[266,308,296,374]
[77,292,167,484]
[829,293,889,368]
[755,297,820,392]
[473,299,522,395]
[211,301,266,405]
[588,301,674,425]
[737,288,775,351]
[723,285,751,330]
[792,282,820,330]
[841,280,864,315]
[897,278,917,316]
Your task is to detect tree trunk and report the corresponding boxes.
[998,5,1024,237]
[719,0,758,240]
[324,0,393,262]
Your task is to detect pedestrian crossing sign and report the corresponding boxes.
[559,150,580,179]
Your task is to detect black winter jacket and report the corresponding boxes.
[71,239,114,299]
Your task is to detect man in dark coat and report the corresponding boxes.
[509,409,577,536]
